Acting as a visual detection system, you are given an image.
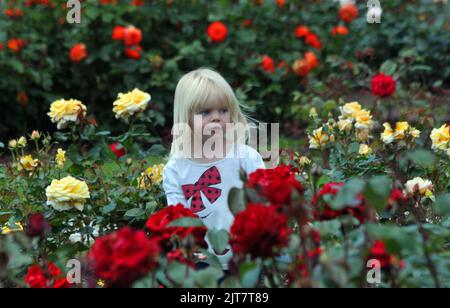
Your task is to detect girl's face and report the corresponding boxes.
[190,99,231,140]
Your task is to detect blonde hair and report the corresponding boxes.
[170,68,250,158]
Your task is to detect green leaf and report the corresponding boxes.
[348,142,360,155]
[434,194,450,217]
[167,262,195,287]
[167,217,205,227]
[124,208,146,218]
[228,187,246,215]
[10,60,24,74]
[239,262,261,288]
[102,202,117,214]
[329,178,366,210]
[364,176,392,210]
[380,60,397,75]
[312,220,342,237]
[0,142,4,149]
[192,267,223,288]
[146,144,167,156]
[207,229,230,255]
[407,150,435,168]
[95,131,111,136]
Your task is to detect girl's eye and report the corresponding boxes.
[200,109,210,116]
[219,108,228,114]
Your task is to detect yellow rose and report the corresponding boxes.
[340,102,362,119]
[381,123,395,144]
[353,109,374,130]
[309,127,334,149]
[359,144,372,156]
[17,136,27,148]
[393,122,409,140]
[18,155,39,172]
[138,164,164,189]
[430,124,450,151]
[1,222,23,235]
[56,148,66,169]
[409,127,421,139]
[405,177,433,199]
[337,119,353,133]
[298,156,311,167]
[46,176,90,211]
[48,99,87,129]
[356,128,370,142]
[113,88,151,120]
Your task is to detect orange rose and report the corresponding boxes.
[332,25,349,36]
[124,26,143,46]
[112,26,126,41]
[294,25,310,38]
[339,4,358,23]
[305,33,322,49]
[276,0,286,7]
[69,43,88,62]
[7,38,26,53]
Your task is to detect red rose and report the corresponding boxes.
[124,45,143,59]
[124,26,143,46]
[25,265,47,288]
[17,92,29,106]
[167,249,195,268]
[5,8,24,18]
[25,262,69,288]
[242,19,252,28]
[311,229,321,245]
[0,43,3,50]
[372,73,396,97]
[112,26,126,41]
[331,25,349,36]
[109,142,126,158]
[88,227,160,287]
[131,0,144,5]
[339,4,358,23]
[207,21,228,43]
[294,25,310,38]
[368,240,392,269]
[25,213,51,238]
[230,204,290,259]
[305,33,322,49]
[247,165,303,206]
[261,55,275,73]
[386,189,408,210]
[312,182,366,224]
[69,43,88,62]
[146,204,207,250]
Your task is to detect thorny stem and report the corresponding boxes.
[412,196,441,288]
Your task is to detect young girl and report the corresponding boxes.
[163,68,265,270]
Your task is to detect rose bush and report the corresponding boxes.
[0,0,448,140]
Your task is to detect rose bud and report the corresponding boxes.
[25,213,51,238]
[109,142,126,158]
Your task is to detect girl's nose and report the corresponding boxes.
[210,111,221,122]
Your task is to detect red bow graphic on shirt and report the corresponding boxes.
[181,166,222,213]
